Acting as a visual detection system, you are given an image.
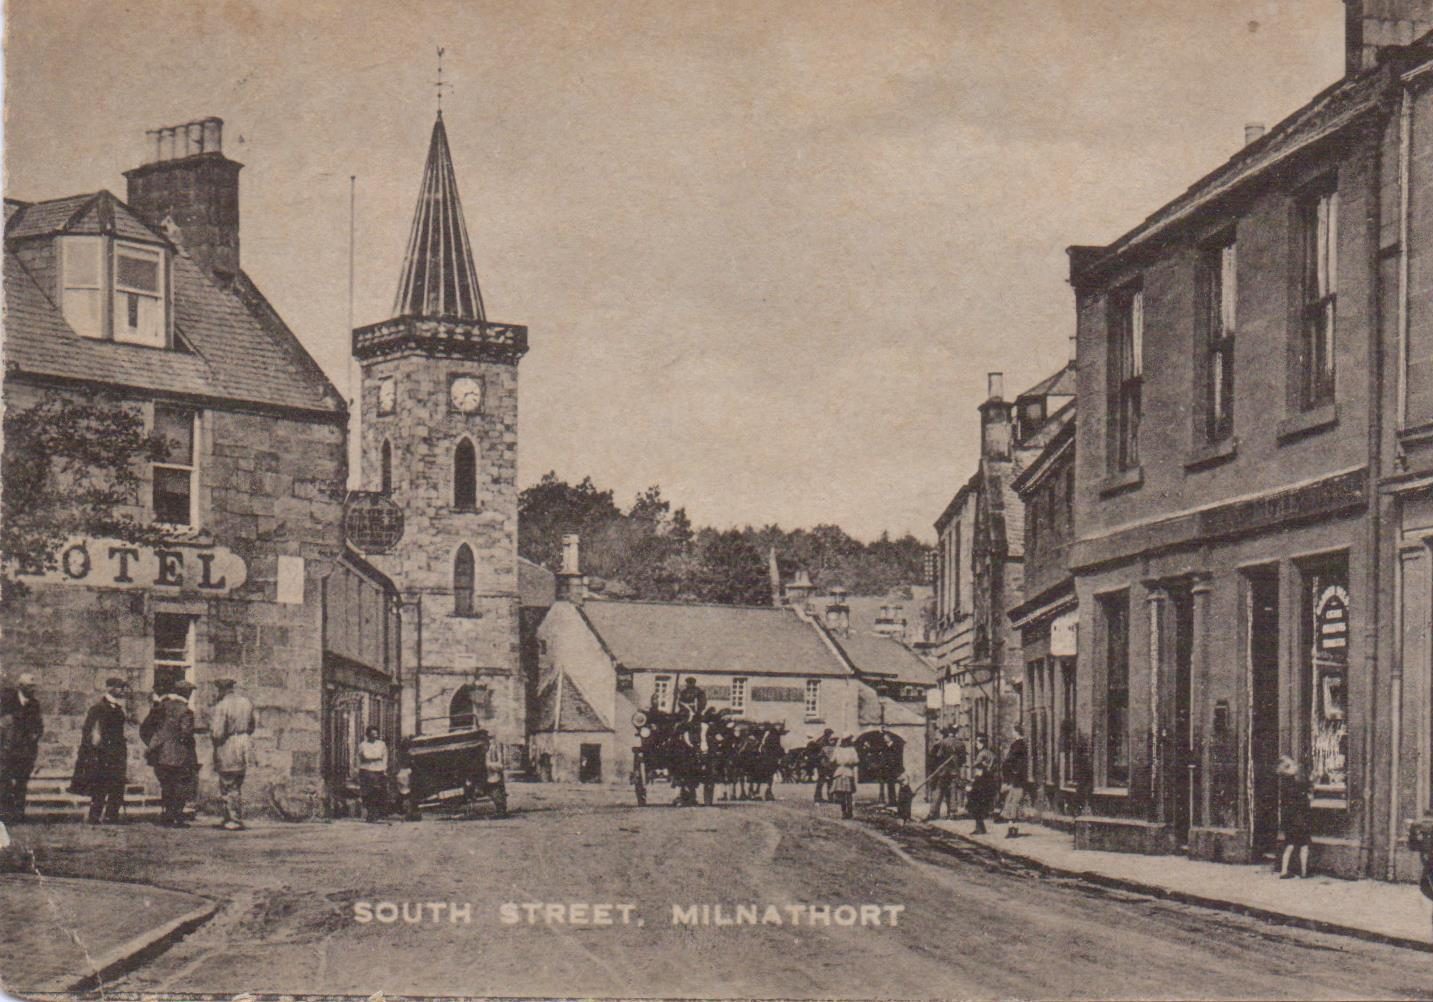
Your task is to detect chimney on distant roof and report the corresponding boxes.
[1344,0,1433,75]
[557,533,586,603]
[824,587,850,637]
[124,117,242,282]
[980,371,1014,462]
[1244,123,1266,146]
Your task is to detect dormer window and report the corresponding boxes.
[59,235,169,348]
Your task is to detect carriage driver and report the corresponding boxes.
[674,678,707,737]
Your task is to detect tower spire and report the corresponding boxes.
[392,106,486,321]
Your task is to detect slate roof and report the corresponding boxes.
[533,672,611,732]
[1070,66,1391,283]
[393,114,486,321]
[826,629,936,688]
[579,600,855,678]
[519,557,557,609]
[4,191,344,416]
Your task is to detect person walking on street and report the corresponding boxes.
[811,728,836,802]
[831,735,861,819]
[71,678,130,824]
[926,726,965,822]
[209,679,255,831]
[1276,755,1313,878]
[141,680,198,828]
[967,733,998,835]
[0,674,44,824]
[358,726,389,821]
[1000,724,1031,838]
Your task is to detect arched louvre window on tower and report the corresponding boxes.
[454,438,477,509]
[380,440,393,495]
[453,544,475,617]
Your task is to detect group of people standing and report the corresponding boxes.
[0,674,254,829]
[926,723,1031,837]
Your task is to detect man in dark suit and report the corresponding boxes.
[0,673,44,824]
[141,679,198,827]
[71,678,131,824]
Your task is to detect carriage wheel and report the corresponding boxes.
[633,760,648,806]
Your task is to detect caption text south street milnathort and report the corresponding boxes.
[352,901,907,928]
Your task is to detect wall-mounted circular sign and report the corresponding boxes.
[344,491,405,553]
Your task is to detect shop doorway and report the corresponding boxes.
[1247,569,1281,856]
[579,743,602,783]
[1169,588,1195,845]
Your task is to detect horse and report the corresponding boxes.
[854,729,906,804]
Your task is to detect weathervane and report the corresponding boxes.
[434,46,453,116]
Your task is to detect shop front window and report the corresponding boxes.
[1303,559,1349,801]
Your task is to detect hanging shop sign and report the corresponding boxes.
[13,537,247,594]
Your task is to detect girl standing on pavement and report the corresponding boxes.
[1276,755,1312,878]
[968,734,998,835]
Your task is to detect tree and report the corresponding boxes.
[691,529,770,606]
[2,391,169,599]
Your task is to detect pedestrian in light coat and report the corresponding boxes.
[831,736,861,819]
[357,726,389,821]
[0,673,44,824]
[71,678,131,824]
[141,680,198,827]
[209,678,255,831]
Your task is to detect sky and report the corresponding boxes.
[3,1,1345,541]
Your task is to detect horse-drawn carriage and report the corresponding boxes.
[630,707,786,806]
[402,726,508,818]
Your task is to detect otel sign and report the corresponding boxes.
[13,537,247,594]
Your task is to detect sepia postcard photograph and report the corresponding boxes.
[3,1,1433,999]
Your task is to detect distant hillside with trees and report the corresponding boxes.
[518,472,930,606]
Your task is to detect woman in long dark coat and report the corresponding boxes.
[967,734,998,835]
[141,681,198,827]
[70,678,130,824]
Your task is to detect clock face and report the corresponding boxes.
[377,378,396,415]
[450,376,484,414]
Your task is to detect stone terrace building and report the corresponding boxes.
[3,118,401,810]
[1065,1,1433,881]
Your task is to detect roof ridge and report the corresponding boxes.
[586,597,785,612]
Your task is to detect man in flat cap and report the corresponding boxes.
[0,673,44,824]
[209,678,255,831]
[142,679,198,828]
[71,677,131,824]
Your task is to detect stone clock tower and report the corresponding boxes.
[353,111,528,749]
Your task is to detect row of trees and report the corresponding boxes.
[518,472,930,606]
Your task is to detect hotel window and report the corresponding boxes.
[1200,236,1237,441]
[453,438,477,510]
[1298,185,1339,410]
[153,613,194,694]
[114,242,165,347]
[730,677,747,713]
[1109,285,1143,471]
[804,679,821,721]
[1102,593,1130,787]
[652,675,673,711]
[453,544,475,617]
[60,236,168,346]
[152,405,197,527]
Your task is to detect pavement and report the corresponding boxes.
[921,813,1433,952]
[0,784,1430,999]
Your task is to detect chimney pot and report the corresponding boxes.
[146,130,161,165]
[987,372,1004,401]
[203,118,223,154]
[127,118,243,279]
[561,533,581,576]
[1244,123,1266,146]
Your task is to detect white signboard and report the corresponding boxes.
[13,537,247,594]
[1050,609,1079,657]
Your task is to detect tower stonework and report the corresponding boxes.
[354,113,528,750]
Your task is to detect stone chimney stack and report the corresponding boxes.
[980,371,1014,462]
[557,533,586,603]
[1244,123,1266,146]
[825,586,851,637]
[124,117,242,282]
[1345,0,1433,75]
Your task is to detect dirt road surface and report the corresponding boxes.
[5,783,1431,999]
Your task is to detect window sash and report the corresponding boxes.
[730,677,747,713]
[1299,190,1338,409]
[804,680,820,719]
[1111,288,1143,470]
[153,614,195,691]
[1104,598,1131,787]
[653,676,672,711]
